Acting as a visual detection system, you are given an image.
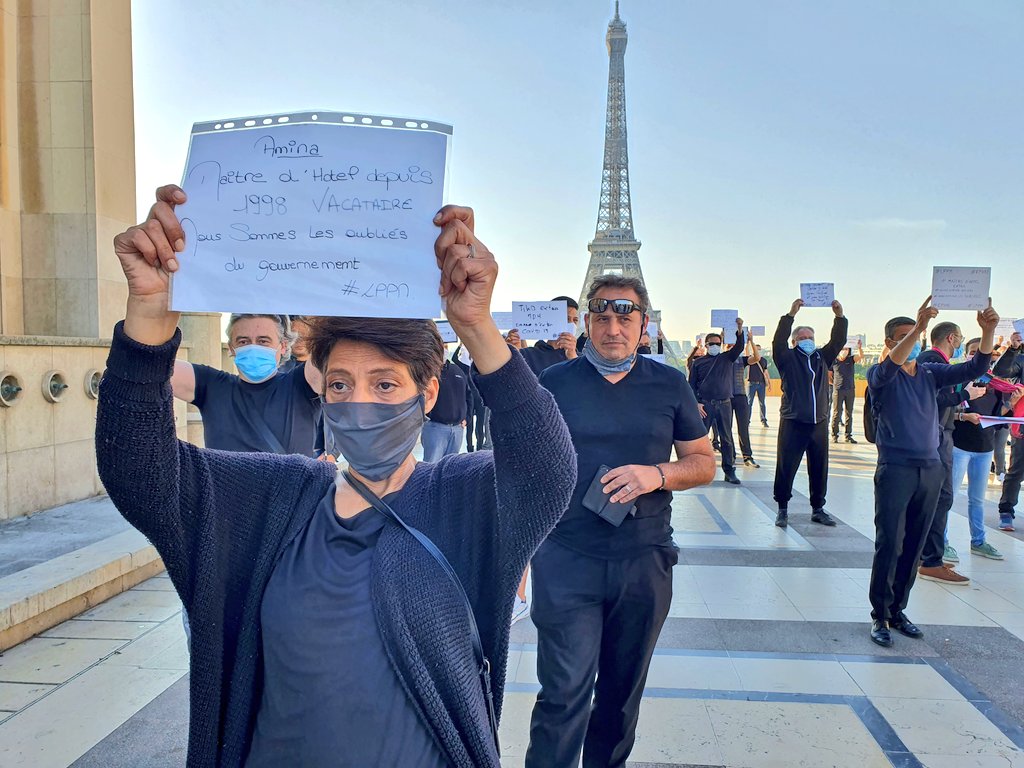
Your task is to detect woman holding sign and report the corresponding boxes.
[97,185,576,768]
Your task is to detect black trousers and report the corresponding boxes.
[920,429,954,568]
[526,539,675,768]
[831,389,855,438]
[466,394,490,452]
[731,394,754,460]
[773,418,829,509]
[702,399,736,472]
[999,435,1024,519]
[868,462,944,621]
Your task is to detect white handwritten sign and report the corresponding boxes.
[491,312,516,331]
[800,283,835,308]
[642,354,668,365]
[930,267,990,311]
[751,326,766,337]
[710,310,739,329]
[646,321,659,340]
[1014,319,1024,336]
[512,301,568,340]
[996,318,1015,338]
[846,334,865,349]
[169,110,451,318]
[434,320,457,343]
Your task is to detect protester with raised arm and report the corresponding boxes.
[865,297,998,648]
[771,298,848,528]
[97,185,575,768]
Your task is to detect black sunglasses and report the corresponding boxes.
[587,298,643,315]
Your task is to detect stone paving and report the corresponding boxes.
[2,400,1023,767]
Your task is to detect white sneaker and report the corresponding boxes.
[511,597,530,625]
[998,472,1006,483]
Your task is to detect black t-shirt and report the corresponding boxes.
[748,358,768,384]
[248,485,446,768]
[522,341,568,377]
[540,356,707,558]
[832,356,856,392]
[192,363,319,456]
[427,361,468,425]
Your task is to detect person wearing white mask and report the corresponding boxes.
[169,313,323,455]
[771,297,848,528]
[98,185,576,767]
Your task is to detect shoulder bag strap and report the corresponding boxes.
[231,386,287,454]
[342,469,501,753]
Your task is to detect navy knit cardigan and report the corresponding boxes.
[95,323,576,767]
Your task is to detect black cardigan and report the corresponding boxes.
[95,323,576,767]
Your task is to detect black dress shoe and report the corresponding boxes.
[846,436,858,444]
[775,509,788,528]
[724,473,741,485]
[832,435,839,444]
[870,620,893,647]
[811,509,837,526]
[890,612,924,639]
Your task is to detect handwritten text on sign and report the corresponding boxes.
[800,283,835,308]
[931,267,990,311]
[170,112,451,318]
[710,310,739,329]
[512,301,569,340]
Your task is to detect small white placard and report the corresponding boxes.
[750,325,766,336]
[710,309,739,328]
[930,266,991,311]
[996,318,1015,338]
[1013,318,1024,336]
[646,321,659,339]
[642,354,667,365]
[512,301,568,340]
[434,320,457,343]
[170,110,451,318]
[491,311,516,331]
[800,282,835,307]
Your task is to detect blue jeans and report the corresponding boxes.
[422,421,465,462]
[748,382,767,423]
[950,446,993,547]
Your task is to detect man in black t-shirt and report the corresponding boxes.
[171,313,322,456]
[422,359,468,462]
[526,276,714,768]
[747,346,772,427]
[831,340,863,443]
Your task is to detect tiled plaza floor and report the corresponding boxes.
[2,400,1023,767]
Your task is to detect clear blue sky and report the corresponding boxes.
[131,0,1022,344]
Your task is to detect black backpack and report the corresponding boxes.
[863,386,878,444]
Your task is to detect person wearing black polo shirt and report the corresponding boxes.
[747,346,771,427]
[170,313,322,456]
[771,298,848,528]
[422,357,468,462]
[831,340,863,443]
[866,297,998,647]
[522,297,581,376]
[526,275,715,768]
[689,318,750,485]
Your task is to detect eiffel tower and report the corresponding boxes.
[579,3,660,330]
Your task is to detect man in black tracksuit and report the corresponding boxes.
[689,319,751,485]
[772,298,848,528]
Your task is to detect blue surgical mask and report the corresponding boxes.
[707,345,722,356]
[583,339,635,375]
[907,342,922,363]
[796,339,816,355]
[234,345,279,383]
[951,344,964,360]
[321,395,425,480]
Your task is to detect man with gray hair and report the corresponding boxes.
[170,313,322,455]
[771,298,848,528]
[527,274,714,768]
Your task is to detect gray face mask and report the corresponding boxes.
[582,338,636,375]
[321,395,425,481]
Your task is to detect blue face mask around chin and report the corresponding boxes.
[234,344,279,383]
[906,341,922,363]
[951,344,964,360]
[796,339,816,355]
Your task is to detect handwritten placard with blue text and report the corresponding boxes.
[930,267,991,311]
[170,111,451,318]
